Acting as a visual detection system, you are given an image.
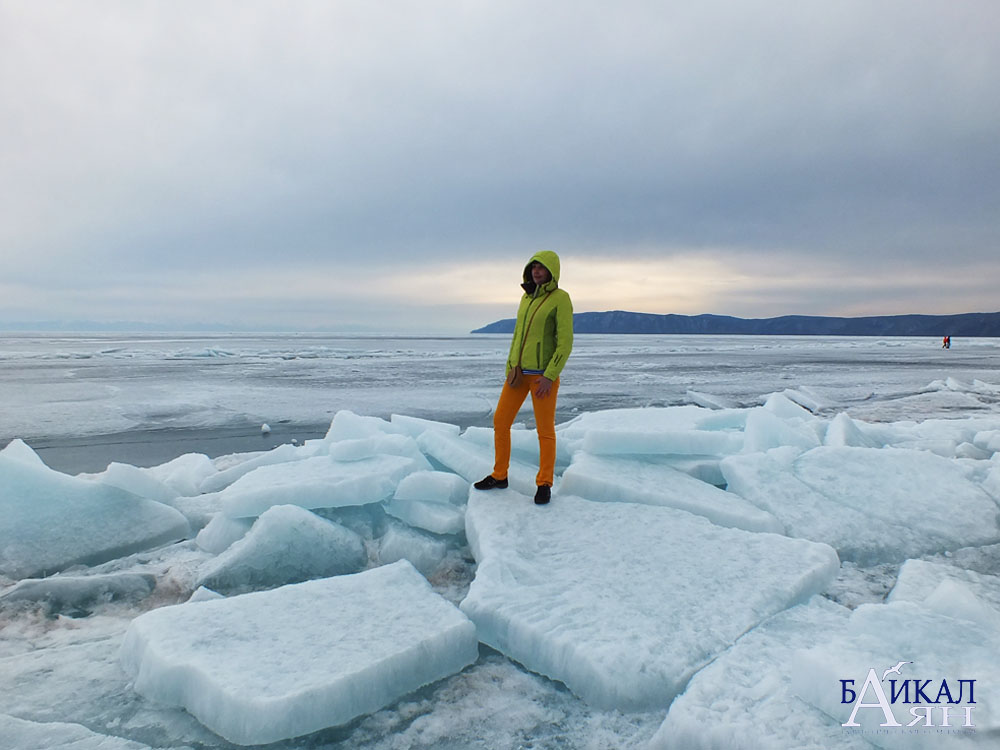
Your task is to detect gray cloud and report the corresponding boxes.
[1,0,998,328]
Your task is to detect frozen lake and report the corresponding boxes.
[2,332,999,749]
[3,332,999,471]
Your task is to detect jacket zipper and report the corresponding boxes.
[515,290,551,368]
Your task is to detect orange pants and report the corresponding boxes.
[492,374,560,487]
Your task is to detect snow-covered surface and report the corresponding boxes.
[120,561,478,745]
[3,333,1000,749]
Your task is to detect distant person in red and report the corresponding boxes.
[942,335,951,349]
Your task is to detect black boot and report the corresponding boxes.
[534,485,551,505]
[474,475,508,490]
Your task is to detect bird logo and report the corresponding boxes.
[881,661,912,681]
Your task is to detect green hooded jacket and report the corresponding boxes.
[506,250,574,381]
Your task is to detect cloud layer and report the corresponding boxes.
[2,1,998,330]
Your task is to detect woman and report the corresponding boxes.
[474,250,573,504]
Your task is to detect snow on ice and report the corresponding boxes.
[120,561,478,745]
[3,384,1000,749]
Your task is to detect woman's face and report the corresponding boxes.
[531,262,551,285]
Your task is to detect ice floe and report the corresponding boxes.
[394,470,470,505]
[88,462,180,504]
[327,433,431,468]
[649,597,872,750]
[389,413,461,438]
[652,560,1000,749]
[198,442,318,494]
[196,504,366,594]
[1,572,156,615]
[580,426,743,457]
[793,599,998,747]
[218,453,422,519]
[385,496,465,536]
[559,451,780,532]
[120,561,478,745]
[888,558,1000,625]
[378,522,449,576]
[1,714,153,750]
[0,451,191,580]
[722,445,1000,564]
[194,513,253,554]
[460,492,839,711]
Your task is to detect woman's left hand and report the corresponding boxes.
[534,376,554,398]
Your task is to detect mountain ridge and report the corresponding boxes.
[471,310,1000,336]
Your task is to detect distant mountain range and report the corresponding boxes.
[471,310,1000,337]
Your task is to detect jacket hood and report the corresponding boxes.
[522,250,561,293]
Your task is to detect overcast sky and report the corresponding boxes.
[2,1,998,333]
